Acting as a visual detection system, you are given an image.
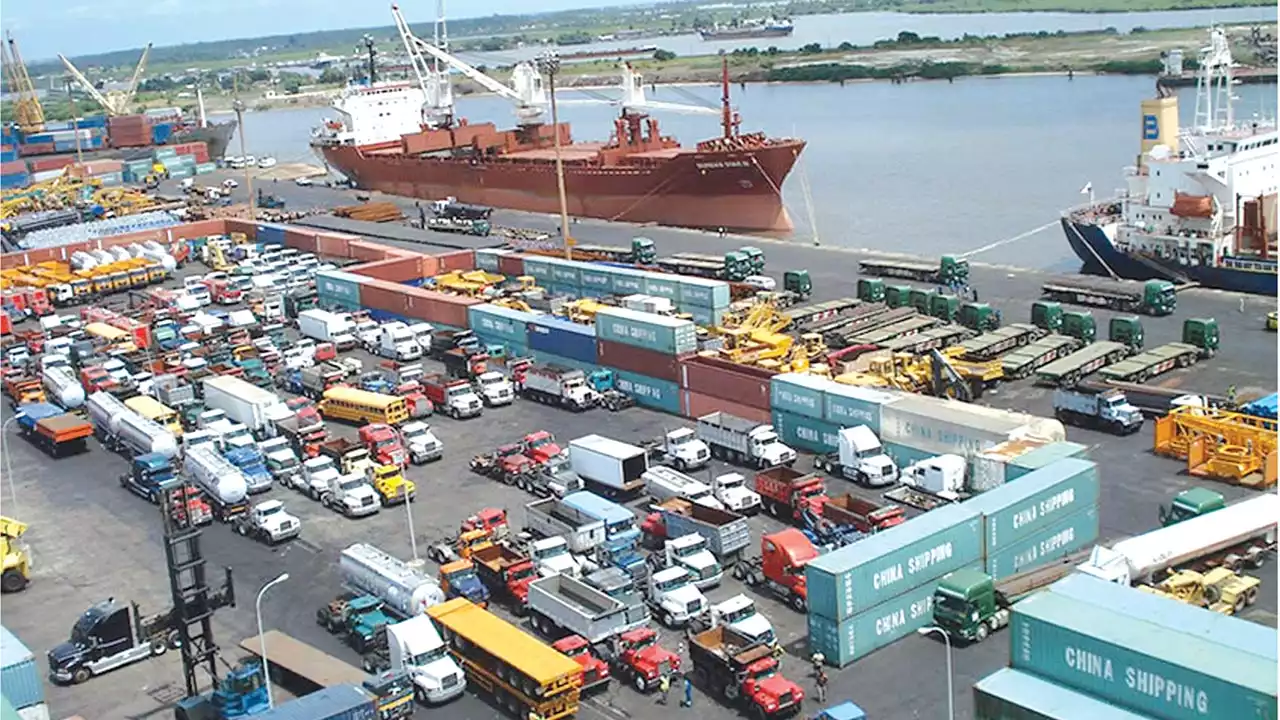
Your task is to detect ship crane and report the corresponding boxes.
[614,63,717,116]
[3,31,45,133]
[59,43,152,116]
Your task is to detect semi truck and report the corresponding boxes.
[695,412,796,469]
[526,572,646,644]
[641,498,752,564]
[202,374,294,439]
[643,466,725,509]
[1040,276,1176,316]
[569,434,648,497]
[1097,318,1219,384]
[812,425,899,487]
[645,565,708,627]
[421,373,483,419]
[184,444,250,521]
[1052,385,1144,434]
[359,616,467,704]
[957,323,1045,361]
[233,499,302,545]
[687,625,805,718]
[641,427,711,471]
[525,496,608,554]
[1000,335,1081,380]
[297,309,357,350]
[86,391,179,459]
[930,555,1092,643]
[400,421,443,464]
[859,255,969,285]
[1034,341,1130,387]
[732,529,819,612]
[339,542,446,619]
[648,534,723,589]
[15,402,92,456]
[521,364,597,411]
[377,322,423,361]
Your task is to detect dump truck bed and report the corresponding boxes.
[38,415,93,443]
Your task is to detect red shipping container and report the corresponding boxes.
[680,389,771,424]
[357,278,411,315]
[317,233,352,258]
[435,249,475,273]
[284,228,319,253]
[418,255,440,278]
[352,256,421,283]
[172,219,227,240]
[497,254,525,278]
[27,156,75,173]
[0,311,10,336]
[348,240,391,263]
[402,287,478,328]
[19,142,55,156]
[81,159,124,175]
[678,355,773,410]
[0,160,27,175]
[596,339,687,384]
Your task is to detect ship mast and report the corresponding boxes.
[1192,27,1236,134]
[719,52,740,139]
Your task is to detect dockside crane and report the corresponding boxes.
[58,43,152,116]
[3,31,45,133]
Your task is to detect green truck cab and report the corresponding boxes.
[1031,300,1063,333]
[1141,279,1177,315]
[959,302,1001,332]
[908,289,932,315]
[1062,310,1096,343]
[1159,487,1226,527]
[939,255,969,285]
[932,568,1012,643]
[783,270,811,299]
[739,246,765,274]
[1108,316,1145,352]
[885,285,913,309]
[929,293,960,322]
[630,237,657,264]
[1182,317,1220,356]
[857,278,885,303]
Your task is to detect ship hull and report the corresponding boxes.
[318,140,805,233]
[699,28,794,40]
[1061,216,1277,296]
[175,120,237,160]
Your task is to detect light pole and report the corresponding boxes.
[917,626,955,720]
[537,51,572,260]
[404,492,420,568]
[256,572,290,708]
[2,415,21,516]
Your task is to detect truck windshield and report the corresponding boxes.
[310,458,335,474]
[721,605,751,624]
[536,544,567,560]
[446,386,472,401]
[403,427,428,442]
[413,645,449,666]
[260,505,282,518]
[655,575,687,592]
[563,378,584,390]
[932,589,969,613]
[449,567,479,584]
[748,664,778,682]
[480,374,504,387]
[673,540,705,558]
[669,432,694,446]
[224,429,252,446]
[270,455,298,470]
[687,487,714,502]
[718,476,743,490]
[757,432,781,447]
[71,607,107,645]
[510,564,535,582]
[340,479,365,492]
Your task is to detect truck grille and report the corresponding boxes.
[280,521,293,531]
[696,450,709,461]
[584,668,599,684]
[778,692,794,707]
[686,600,702,614]
[657,660,671,676]
[442,673,459,687]
[362,496,375,506]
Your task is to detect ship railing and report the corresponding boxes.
[1220,256,1278,273]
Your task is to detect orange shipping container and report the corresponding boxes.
[284,228,319,253]
[317,233,353,258]
[348,240,392,263]
[680,389,771,424]
[435,249,476,273]
[497,254,525,277]
[402,286,479,328]
[172,219,228,240]
[27,156,75,173]
[358,278,411,315]
[418,254,440,278]
[678,355,773,410]
[351,256,421,283]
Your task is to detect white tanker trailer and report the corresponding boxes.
[339,542,444,619]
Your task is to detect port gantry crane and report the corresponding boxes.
[3,31,45,133]
[58,43,152,116]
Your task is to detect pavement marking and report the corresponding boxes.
[583,697,633,719]
[957,220,1059,259]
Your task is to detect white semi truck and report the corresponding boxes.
[297,309,357,350]
[338,542,445,619]
[379,616,466,704]
[202,375,294,439]
[812,426,899,487]
[695,412,796,469]
[642,466,724,510]
[569,435,649,498]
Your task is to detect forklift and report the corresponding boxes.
[47,567,236,684]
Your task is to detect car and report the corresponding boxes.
[743,275,776,291]
[295,176,313,186]
[258,156,277,169]
[244,155,257,166]
[222,178,239,189]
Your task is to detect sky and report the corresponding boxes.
[5,0,640,60]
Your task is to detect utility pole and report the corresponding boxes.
[233,74,254,220]
[65,77,84,165]
[538,51,571,260]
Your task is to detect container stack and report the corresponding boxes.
[513,254,731,323]
[107,114,152,148]
[806,458,1101,667]
[1,625,46,719]
[468,304,540,358]
[123,157,155,183]
[0,160,29,190]
[474,248,514,273]
[528,315,597,372]
[0,143,16,163]
[594,306,696,413]
[75,159,126,186]
[678,355,774,424]
[677,275,731,327]
[316,269,368,311]
[770,373,899,453]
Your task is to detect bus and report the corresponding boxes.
[427,598,581,720]
[319,386,410,426]
[125,395,184,437]
[84,322,138,352]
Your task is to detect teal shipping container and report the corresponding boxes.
[609,268,646,295]
[530,350,597,375]
[1048,573,1277,661]
[681,304,726,328]
[973,669,1155,720]
[580,266,613,293]
[547,258,582,286]
[773,410,841,455]
[882,441,934,470]
[770,373,828,419]
[154,147,178,159]
[467,304,539,344]
[678,276,731,307]
[0,625,43,710]
[613,370,681,414]
[824,384,897,434]
[985,505,1099,581]
[195,162,217,175]
[965,458,1100,552]
[549,283,579,298]
[1011,593,1278,720]
[475,333,528,360]
[578,286,610,300]
[808,565,980,668]
[523,258,552,283]
[595,307,697,355]
[806,503,983,621]
[475,248,507,273]
[643,274,680,302]
[1006,441,1091,481]
[315,269,365,308]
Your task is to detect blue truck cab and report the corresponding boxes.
[223,445,273,493]
[119,452,178,502]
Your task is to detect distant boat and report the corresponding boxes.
[699,17,795,41]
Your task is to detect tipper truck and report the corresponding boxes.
[859,255,968,285]
[339,542,446,619]
[15,402,92,456]
[521,364,597,411]
[1052,384,1143,434]
[472,544,537,611]
[526,572,646,644]
[525,496,608,554]
[687,625,805,718]
[202,374,294,439]
[87,391,179,459]
[422,373,483,419]
[184,444,249,521]
[821,494,905,533]
[812,426,898,487]
[569,434,649,498]
[1040,276,1176,316]
[696,412,796,469]
[641,498,752,565]
[1097,318,1219,384]
[754,466,827,523]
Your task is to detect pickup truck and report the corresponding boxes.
[15,402,92,457]
[525,497,608,554]
[641,498,752,565]
[526,573,647,644]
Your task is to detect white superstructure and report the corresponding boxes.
[313,82,426,149]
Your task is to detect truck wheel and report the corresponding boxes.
[674,458,687,471]
[72,667,91,684]
[789,594,806,613]
[1246,586,1259,606]
[662,611,675,627]
[1246,547,1265,568]
[1,569,28,593]
[975,623,989,643]
[632,672,648,693]
[733,565,747,581]
[150,638,168,656]
[1234,594,1247,614]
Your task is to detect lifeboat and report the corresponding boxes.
[1171,193,1213,218]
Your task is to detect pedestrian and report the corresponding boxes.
[816,669,828,703]
[810,652,824,677]
[681,673,694,708]
[657,674,671,704]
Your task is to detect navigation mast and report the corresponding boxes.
[1192,27,1236,134]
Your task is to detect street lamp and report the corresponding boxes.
[2,415,22,516]
[256,572,290,708]
[537,50,572,260]
[917,626,955,720]
[404,491,420,568]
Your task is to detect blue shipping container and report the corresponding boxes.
[152,123,173,144]
[613,370,681,414]
[770,373,828,419]
[467,304,540,344]
[365,308,412,324]
[474,333,528,359]
[0,173,29,190]
[0,625,43,710]
[257,224,286,245]
[0,149,15,163]
[253,683,375,720]
[528,316,598,364]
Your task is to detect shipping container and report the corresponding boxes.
[643,273,680,302]
[770,373,828,419]
[527,316,597,364]
[523,258,551,283]
[0,160,27,176]
[1048,573,1278,661]
[973,668,1154,720]
[808,566,981,668]
[596,338,682,383]
[879,394,1065,458]
[806,502,984,621]
[0,173,29,190]
[315,269,366,308]
[474,248,509,273]
[965,458,1100,552]
[680,304,726,328]
[402,286,478,328]
[530,350,596,374]
[545,257,581,286]
[772,409,842,455]
[595,306,696,355]
[1010,592,1276,720]
[680,390,770,424]
[1006,441,1091,481]
[435,249,476,273]
[578,265,612,293]
[985,505,1099,581]
[678,276,731,308]
[609,267,646,295]
[352,256,422,284]
[823,384,897,434]
[467,304,541,344]
[257,224,286,246]
[549,283,579,298]
[154,147,177,160]
[497,253,525,278]
[679,356,772,409]
[969,437,1056,492]
[151,123,173,144]
[475,332,529,360]
[359,278,411,315]
[0,625,43,710]
[613,369,681,414]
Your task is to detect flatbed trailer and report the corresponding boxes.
[846,315,940,346]
[239,630,367,693]
[1097,343,1204,383]
[957,323,1044,361]
[877,324,971,354]
[824,308,918,348]
[1034,341,1130,387]
[859,256,968,284]
[808,303,892,337]
[1000,335,1081,380]
[1040,276,1176,316]
[787,297,861,327]
[654,257,733,280]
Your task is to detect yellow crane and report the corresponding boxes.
[3,31,45,133]
[58,43,152,116]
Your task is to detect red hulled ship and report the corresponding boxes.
[312,10,805,233]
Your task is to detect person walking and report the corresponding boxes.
[657,674,671,704]
[815,669,828,703]
[681,673,694,708]
[810,652,825,677]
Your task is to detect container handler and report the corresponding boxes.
[1,516,31,593]
[687,624,805,717]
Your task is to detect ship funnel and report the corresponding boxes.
[1140,96,1179,159]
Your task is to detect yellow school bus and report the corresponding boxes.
[427,598,582,720]
[125,395,184,437]
[319,386,409,426]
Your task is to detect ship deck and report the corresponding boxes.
[501,143,608,163]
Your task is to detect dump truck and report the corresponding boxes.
[957,323,1045,362]
[1,516,31,593]
[999,334,1081,380]
[696,412,797,469]
[525,496,608,554]
[931,555,1092,643]
[687,625,805,717]
[526,572,646,644]
[1052,384,1144,434]
[1138,567,1262,615]
[641,498,752,564]
[521,364,597,411]
[422,373,483,419]
[755,466,828,523]
[821,494,905,533]
[1041,276,1177,316]
[1034,341,1130,387]
[472,544,537,611]
[859,255,968,285]
[15,402,92,456]
[1097,318,1219,383]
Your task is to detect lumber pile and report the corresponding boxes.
[333,202,404,222]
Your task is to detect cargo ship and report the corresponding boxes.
[1060,28,1277,296]
[698,17,795,41]
[312,10,805,234]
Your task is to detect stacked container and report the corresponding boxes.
[678,355,774,425]
[467,304,541,357]
[677,275,731,327]
[0,160,29,190]
[528,315,596,368]
[769,374,899,454]
[474,248,513,273]
[1,625,44,716]
[594,306,694,412]
[879,394,1065,472]
[315,269,366,311]
[107,114,152,148]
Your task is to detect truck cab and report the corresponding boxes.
[400,421,443,464]
[236,500,301,544]
[711,473,762,514]
[901,454,966,499]
[645,467,725,510]
[610,626,680,692]
[474,370,514,407]
[709,594,778,652]
[521,430,564,465]
[647,566,708,627]
[735,529,817,612]
[258,437,302,487]
[48,599,179,684]
[301,455,341,499]
[370,464,416,505]
[529,536,584,578]
[120,452,177,503]
[335,595,395,653]
[552,635,611,691]
[1159,487,1226,527]
[378,322,422,361]
[653,534,723,589]
[654,427,710,471]
[429,376,483,419]
[359,423,408,467]
[323,473,380,517]
[932,567,1006,642]
[439,560,491,607]
[537,454,585,498]
[386,615,466,704]
[223,443,273,494]
[825,426,899,487]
